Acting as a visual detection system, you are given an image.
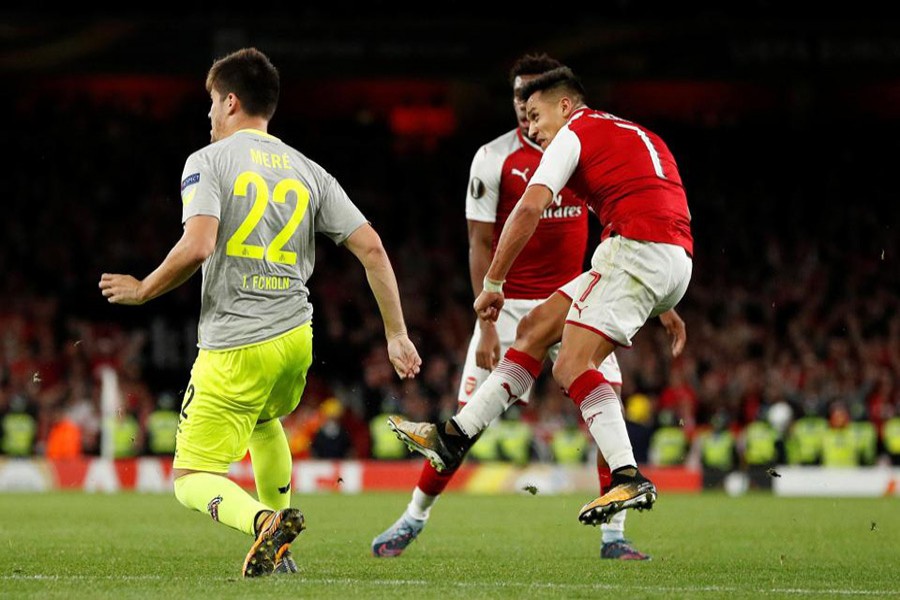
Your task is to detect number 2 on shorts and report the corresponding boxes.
[180,384,195,421]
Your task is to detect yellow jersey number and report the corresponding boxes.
[226,171,310,265]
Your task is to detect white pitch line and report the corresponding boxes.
[301,578,899,596]
[1,575,895,596]
[2,575,163,581]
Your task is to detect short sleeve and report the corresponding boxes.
[314,175,369,244]
[180,152,221,224]
[464,145,503,223]
[528,125,581,197]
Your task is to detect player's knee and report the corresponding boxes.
[515,312,536,345]
[173,474,190,507]
[551,358,578,390]
[172,469,204,508]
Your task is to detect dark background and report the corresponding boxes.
[2,7,899,461]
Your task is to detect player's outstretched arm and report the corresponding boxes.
[99,215,218,305]
[343,223,422,379]
[659,308,687,358]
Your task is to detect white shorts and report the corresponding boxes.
[458,296,622,404]
[565,235,692,348]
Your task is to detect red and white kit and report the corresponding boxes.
[461,128,620,401]
[530,108,694,347]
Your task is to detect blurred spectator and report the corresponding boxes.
[1,391,37,457]
[113,411,141,458]
[624,393,655,464]
[658,365,697,438]
[284,403,321,459]
[311,398,354,459]
[821,402,859,467]
[884,414,900,465]
[697,409,738,488]
[740,417,779,469]
[145,394,179,455]
[495,415,534,465]
[368,408,409,461]
[649,409,688,467]
[785,409,829,466]
[551,424,590,464]
[44,406,83,460]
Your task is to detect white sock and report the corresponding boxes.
[580,382,636,472]
[601,510,626,543]
[407,487,437,521]
[453,357,535,437]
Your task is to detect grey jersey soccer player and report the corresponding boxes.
[100,47,421,578]
[180,127,366,349]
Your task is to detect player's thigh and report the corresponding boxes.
[174,349,272,473]
[567,237,659,348]
[259,322,314,422]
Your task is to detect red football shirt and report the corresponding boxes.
[529,108,693,255]
[466,128,588,299]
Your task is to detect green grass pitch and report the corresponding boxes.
[1,491,898,598]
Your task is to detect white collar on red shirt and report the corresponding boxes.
[516,128,544,153]
[567,106,591,124]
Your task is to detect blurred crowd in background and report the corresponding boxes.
[2,78,899,472]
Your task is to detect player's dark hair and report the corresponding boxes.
[206,47,279,119]
[516,66,586,104]
[508,53,564,86]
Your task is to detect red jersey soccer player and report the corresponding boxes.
[392,66,693,527]
[375,55,664,560]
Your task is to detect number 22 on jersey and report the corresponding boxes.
[226,171,310,265]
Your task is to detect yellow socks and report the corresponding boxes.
[249,419,294,510]
[174,471,270,536]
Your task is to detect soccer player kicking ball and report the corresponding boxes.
[100,47,421,577]
[374,54,674,560]
[391,65,692,528]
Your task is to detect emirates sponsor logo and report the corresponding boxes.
[541,205,583,220]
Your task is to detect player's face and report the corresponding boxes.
[208,89,227,142]
[512,74,539,134]
[525,91,568,149]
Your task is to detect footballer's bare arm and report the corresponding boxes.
[343,223,422,379]
[100,215,218,305]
